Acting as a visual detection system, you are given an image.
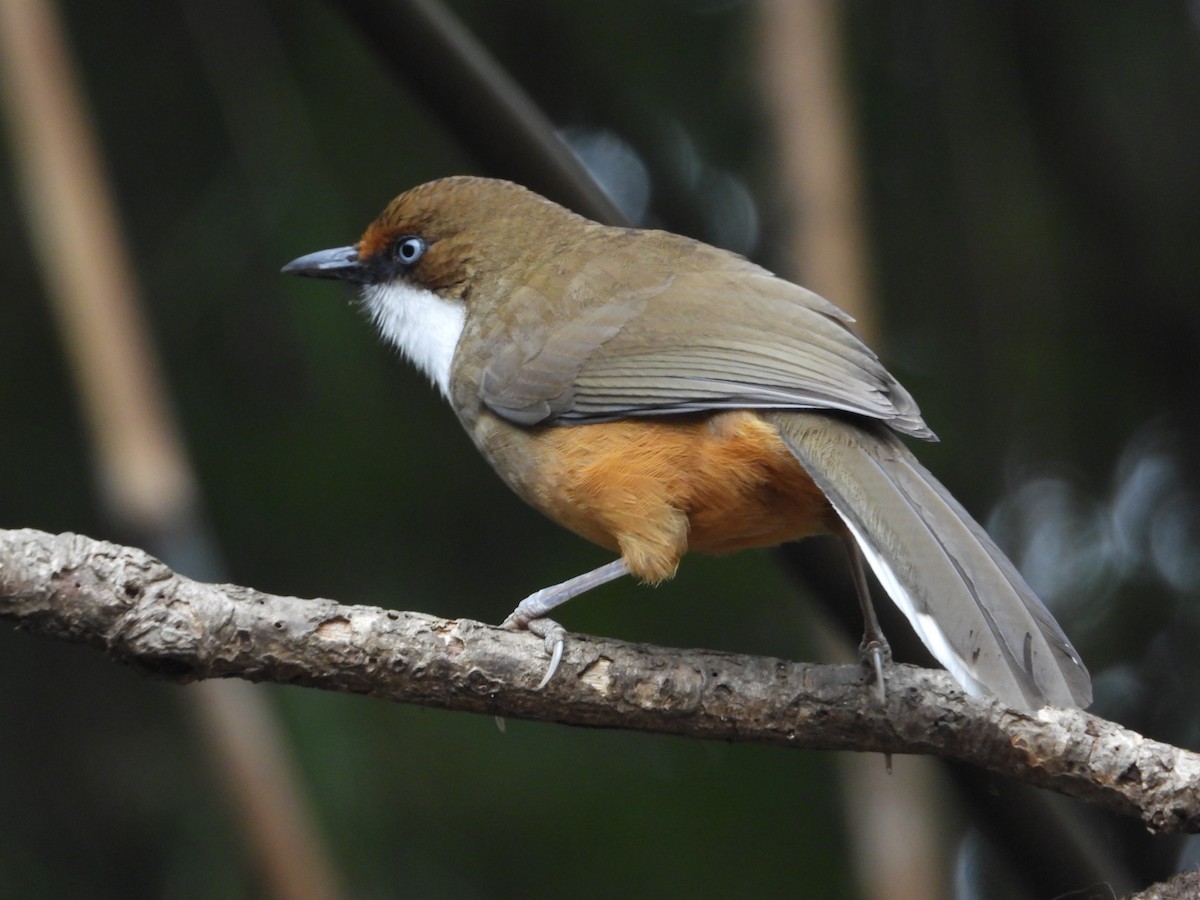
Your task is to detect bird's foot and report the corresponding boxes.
[860,637,892,704]
[501,606,566,689]
[498,559,630,689]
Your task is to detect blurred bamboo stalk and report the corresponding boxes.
[333,0,626,226]
[755,2,948,898]
[756,0,877,343]
[0,1,343,897]
[0,4,189,528]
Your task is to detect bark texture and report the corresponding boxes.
[2,527,1197,834]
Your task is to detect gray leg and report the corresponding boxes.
[501,558,631,688]
[843,538,891,703]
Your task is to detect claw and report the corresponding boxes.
[526,617,566,689]
[498,559,631,689]
[502,613,566,689]
[861,638,890,704]
[868,643,885,703]
[540,635,564,688]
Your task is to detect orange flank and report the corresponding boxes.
[528,410,839,584]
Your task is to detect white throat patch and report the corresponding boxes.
[362,281,467,400]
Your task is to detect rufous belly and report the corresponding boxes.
[516,410,840,583]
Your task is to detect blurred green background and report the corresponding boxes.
[3,1,1200,897]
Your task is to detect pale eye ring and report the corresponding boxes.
[394,236,426,266]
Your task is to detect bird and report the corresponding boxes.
[282,175,1091,712]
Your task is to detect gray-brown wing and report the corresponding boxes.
[477,239,933,439]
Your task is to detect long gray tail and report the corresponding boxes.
[768,411,1092,711]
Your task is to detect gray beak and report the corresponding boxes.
[281,245,366,283]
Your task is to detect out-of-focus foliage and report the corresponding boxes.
[2,1,1198,896]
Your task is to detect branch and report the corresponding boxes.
[2,527,1197,834]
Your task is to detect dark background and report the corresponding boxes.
[3,1,1199,896]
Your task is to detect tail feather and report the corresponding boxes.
[768,411,1091,711]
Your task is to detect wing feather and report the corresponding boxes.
[475,232,933,438]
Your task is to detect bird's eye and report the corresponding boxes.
[393,235,426,267]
